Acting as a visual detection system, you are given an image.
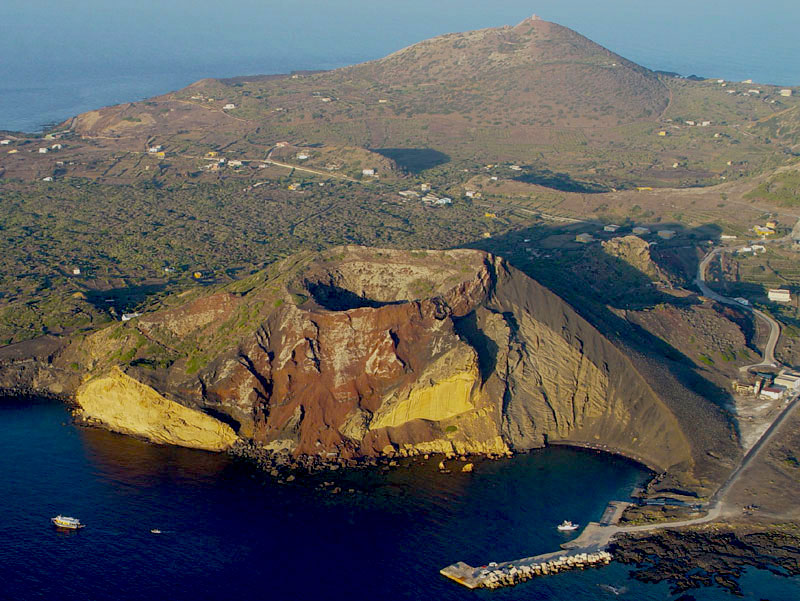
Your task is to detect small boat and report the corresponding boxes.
[51,515,84,529]
[150,529,162,534]
[556,520,579,531]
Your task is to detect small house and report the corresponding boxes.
[38,147,49,154]
[465,190,476,198]
[228,160,243,167]
[148,145,163,153]
[603,224,620,232]
[657,230,676,240]
[435,197,452,205]
[42,176,53,182]
[632,226,650,236]
[700,121,711,127]
[760,386,785,400]
[748,89,761,95]
[0,139,10,145]
[51,143,63,150]
[205,151,219,158]
[780,89,793,97]
[509,165,522,171]
[421,183,431,192]
[193,271,203,279]
[223,103,236,110]
[734,297,750,306]
[575,233,595,243]
[72,267,81,275]
[121,312,142,322]
[766,220,778,229]
[296,153,310,160]
[658,131,667,136]
[361,168,376,176]
[378,99,388,104]
[768,289,791,303]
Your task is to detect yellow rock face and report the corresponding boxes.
[76,367,237,452]
[370,346,479,430]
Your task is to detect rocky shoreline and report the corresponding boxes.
[226,439,499,481]
[609,525,800,595]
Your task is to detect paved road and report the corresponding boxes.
[566,392,800,550]
[695,247,780,369]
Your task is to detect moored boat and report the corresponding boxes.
[51,515,84,529]
[556,520,579,531]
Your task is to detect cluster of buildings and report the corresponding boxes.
[735,369,800,400]
[575,224,677,244]
[753,219,778,237]
[397,183,451,206]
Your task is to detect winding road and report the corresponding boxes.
[696,247,781,370]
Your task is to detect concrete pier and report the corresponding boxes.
[440,501,627,590]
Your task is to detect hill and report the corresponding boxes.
[5,246,734,495]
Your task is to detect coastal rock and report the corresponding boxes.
[16,246,735,491]
[75,366,237,451]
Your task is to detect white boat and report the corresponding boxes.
[150,529,162,534]
[51,515,84,529]
[556,520,579,531]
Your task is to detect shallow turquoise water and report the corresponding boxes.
[1,397,799,600]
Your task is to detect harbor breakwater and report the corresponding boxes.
[440,549,613,590]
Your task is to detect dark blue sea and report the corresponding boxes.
[2,397,799,600]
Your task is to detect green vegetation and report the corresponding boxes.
[745,171,800,207]
[698,353,715,366]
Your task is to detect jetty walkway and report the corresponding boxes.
[440,501,628,589]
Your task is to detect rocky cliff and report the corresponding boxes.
[5,247,735,491]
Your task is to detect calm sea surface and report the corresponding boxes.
[1,0,799,132]
[2,397,799,600]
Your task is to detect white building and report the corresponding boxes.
[421,183,431,192]
[760,386,785,400]
[42,176,53,182]
[632,226,650,236]
[72,267,81,275]
[768,289,792,303]
[148,145,163,153]
[296,153,310,160]
[223,103,236,110]
[228,160,243,167]
[361,168,376,176]
[603,224,620,232]
[575,233,595,243]
[734,297,750,306]
[0,139,10,145]
[657,230,676,239]
[780,89,793,97]
[38,147,49,154]
[774,372,800,391]
[121,312,142,322]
